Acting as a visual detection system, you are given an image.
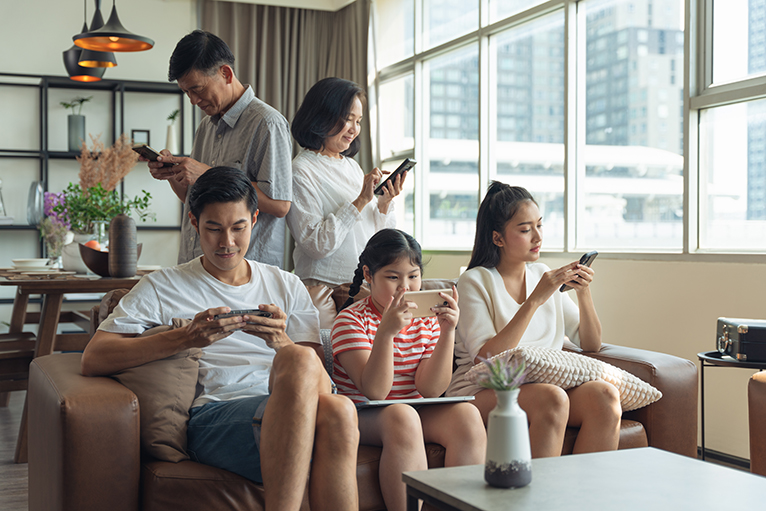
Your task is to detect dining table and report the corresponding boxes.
[0,269,146,463]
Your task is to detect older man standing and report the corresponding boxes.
[146,30,292,268]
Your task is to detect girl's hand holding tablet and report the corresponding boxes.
[433,287,459,332]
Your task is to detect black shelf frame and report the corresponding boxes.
[0,72,191,243]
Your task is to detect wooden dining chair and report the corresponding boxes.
[0,332,36,406]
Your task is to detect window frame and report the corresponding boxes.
[370,0,766,263]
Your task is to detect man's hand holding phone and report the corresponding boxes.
[239,304,292,351]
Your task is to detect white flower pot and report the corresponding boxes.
[62,232,93,274]
[484,388,532,488]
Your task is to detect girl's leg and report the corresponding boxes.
[418,402,486,467]
[358,404,427,511]
[566,380,621,453]
[472,384,569,458]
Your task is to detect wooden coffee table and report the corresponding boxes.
[403,447,766,511]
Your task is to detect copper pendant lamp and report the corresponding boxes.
[73,0,154,52]
[78,1,117,68]
[63,22,106,82]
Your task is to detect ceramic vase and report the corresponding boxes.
[108,214,137,278]
[484,388,532,488]
[68,114,85,152]
[166,124,179,154]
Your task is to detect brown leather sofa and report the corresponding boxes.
[748,371,766,476]
[28,281,698,511]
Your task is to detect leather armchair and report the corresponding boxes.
[748,371,766,476]
[28,281,698,511]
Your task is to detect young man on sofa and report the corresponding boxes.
[81,167,359,511]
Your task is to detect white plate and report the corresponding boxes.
[12,258,50,267]
[20,270,77,276]
[8,267,57,273]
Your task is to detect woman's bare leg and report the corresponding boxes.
[418,402,486,466]
[358,404,427,511]
[566,380,621,453]
[471,384,569,458]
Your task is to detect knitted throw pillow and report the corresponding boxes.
[465,346,662,412]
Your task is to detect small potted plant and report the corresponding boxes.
[166,108,180,154]
[61,96,92,152]
[466,351,531,489]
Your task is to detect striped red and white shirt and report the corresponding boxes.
[331,296,441,403]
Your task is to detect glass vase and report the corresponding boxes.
[93,220,109,249]
[484,388,532,488]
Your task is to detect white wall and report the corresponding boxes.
[0,0,197,324]
[425,251,764,460]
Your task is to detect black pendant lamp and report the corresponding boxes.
[78,1,117,68]
[73,0,154,52]
[63,22,106,82]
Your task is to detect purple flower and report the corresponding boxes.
[44,192,71,231]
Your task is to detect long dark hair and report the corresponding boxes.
[468,181,537,270]
[341,229,423,310]
[291,77,366,158]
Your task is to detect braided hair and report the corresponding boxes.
[341,229,423,310]
[468,181,537,270]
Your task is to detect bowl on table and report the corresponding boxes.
[79,243,143,277]
[12,258,52,271]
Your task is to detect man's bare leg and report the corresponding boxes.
[309,393,359,511]
[260,344,326,511]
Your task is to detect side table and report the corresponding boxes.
[697,351,766,460]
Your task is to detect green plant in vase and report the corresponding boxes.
[55,182,154,235]
[61,96,92,152]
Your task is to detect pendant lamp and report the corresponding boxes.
[63,22,106,82]
[73,0,154,52]
[78,1,117,68]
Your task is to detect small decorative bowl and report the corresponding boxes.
[79,243,143,277]
[12,258,51,269]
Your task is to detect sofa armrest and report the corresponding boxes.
[748,372,766,476]
[28,353,141,511]
[564,341,698,457]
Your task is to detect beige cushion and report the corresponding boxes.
[110,318,201,463]
[306,285,338,330]
[466,346,662,412]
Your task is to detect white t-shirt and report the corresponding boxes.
[446,263,581,397]
[98,257,320,408]
[286,149,395,286]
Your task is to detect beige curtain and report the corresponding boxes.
[200,0,372,170]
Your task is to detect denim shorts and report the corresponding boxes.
[187,395,270,483]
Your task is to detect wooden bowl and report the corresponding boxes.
[79,243,143,277]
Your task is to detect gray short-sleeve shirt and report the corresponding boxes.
[179,86,292,267]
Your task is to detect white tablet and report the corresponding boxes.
[355,395,474,410]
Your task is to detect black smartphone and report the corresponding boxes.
[374,158,416,195]
[559,251,598,292]
[214,309,273,320]
[132,144,176,167]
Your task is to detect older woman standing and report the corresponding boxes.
[287,78,406,287]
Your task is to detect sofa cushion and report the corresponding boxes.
[111,319,201,463]
[467,346,662,412]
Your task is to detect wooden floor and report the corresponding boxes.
[0,391,28,511]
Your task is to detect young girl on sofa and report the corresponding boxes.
[446,181,621,458]
[332,229,485,511]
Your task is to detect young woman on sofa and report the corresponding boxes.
[446,181,621,458]
[332,229,486,511]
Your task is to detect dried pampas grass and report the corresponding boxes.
[77,133,139,191]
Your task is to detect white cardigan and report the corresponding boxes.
[286,149,395,286]
[446,263,581,396]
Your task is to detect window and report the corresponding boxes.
[371,0,766,258]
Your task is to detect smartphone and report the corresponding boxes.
[402,289,451,318]
[132,144,176,167]
[374,158,417,195]
[214,309,273,320]
[559,251,598,292]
